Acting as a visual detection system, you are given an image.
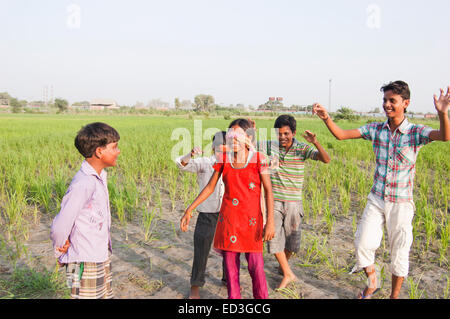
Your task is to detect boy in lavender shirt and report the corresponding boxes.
[50,122,120,299]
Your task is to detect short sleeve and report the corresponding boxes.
[303,144,319,161]
[413,124,434,146]
[358,123,374,141]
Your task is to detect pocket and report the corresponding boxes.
[396,146,415,165]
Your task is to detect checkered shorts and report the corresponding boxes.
[66,258,113,299]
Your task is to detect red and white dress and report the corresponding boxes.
[212,151,269,253]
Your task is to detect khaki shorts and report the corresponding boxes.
[267,200,303,254]
[354,193,415,277]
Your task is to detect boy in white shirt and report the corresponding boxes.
[177,131,226,299]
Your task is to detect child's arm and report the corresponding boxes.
[180,170,221,232]
[260,170,275,242]
[175,147,203,173]
[312,103,362,140]
[429,87,450,141]
[178,147,203,167]
[50,183,92,257]
[302,130,331,163]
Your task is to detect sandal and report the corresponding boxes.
[358,287,380,299]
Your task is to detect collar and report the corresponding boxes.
[280,138,299,152]
[383,117,410,134]
[80,160,107,181]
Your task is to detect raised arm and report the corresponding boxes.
[176,147,203,168]
[312,103,362,140]
[180,170,221,231]
[429,86,450,141]
[302,130,331,163]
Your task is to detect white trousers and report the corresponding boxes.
[354,193,415,277]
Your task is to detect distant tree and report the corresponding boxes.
[134,101,145,108]
[147,99,169,109]
[54,98,69,113]
[174,97,181,110]
[334,106,359,122]
[194,94,215,112]
[72,101,90,106]
[0,92,11,107]
[180,99,192,109]
[369,107,381,113]
[10,97,22,113]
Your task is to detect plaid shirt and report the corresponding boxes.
[358,118,434,202]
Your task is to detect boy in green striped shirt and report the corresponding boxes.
[256,115,330,289]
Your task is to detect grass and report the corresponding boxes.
[0,113,448,298]
[0,265,69,299]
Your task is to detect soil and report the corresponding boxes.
[0,193,447,299]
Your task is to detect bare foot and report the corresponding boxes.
[188,286,200,299]
[277,272,298,289]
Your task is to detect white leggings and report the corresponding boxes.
[354,193,415,277]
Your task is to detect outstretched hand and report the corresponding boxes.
[302,130,317,144]
[312,103,329,120]
[434,86,450,114]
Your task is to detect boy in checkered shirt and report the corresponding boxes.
[313,81,449,299]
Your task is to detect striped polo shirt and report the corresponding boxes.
[257,138,319,202]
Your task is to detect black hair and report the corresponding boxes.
[380,81,410,100]
[228,118,255,142]
[74,122,120,158]
[212,131,227,149]
[274,114,296,133]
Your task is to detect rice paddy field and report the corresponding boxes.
[0,113,448,299]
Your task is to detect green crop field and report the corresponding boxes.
[0,113,448,298]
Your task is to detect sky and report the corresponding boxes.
[0,0,449,112]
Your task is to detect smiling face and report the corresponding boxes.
[277,125,296,149]
[382,90,410,120]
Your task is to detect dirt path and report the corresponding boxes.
[1,196,447,299]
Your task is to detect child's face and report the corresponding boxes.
[382,90,409,119]
[226,125,249,153]
[98,141,120,167]
[213,144,227,157]
[277,125,296,148]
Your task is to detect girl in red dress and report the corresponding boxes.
[182,118,275,299]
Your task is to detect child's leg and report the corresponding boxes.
[223,251,241,299]
[354,194,385,298]
[283,201,303,258]
[270,201,298,289]
[385,201,414,298]
[191,213,219,289]
[354,194,385,271]
[245,252,268,299]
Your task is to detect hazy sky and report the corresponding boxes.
[1,0,449,112]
